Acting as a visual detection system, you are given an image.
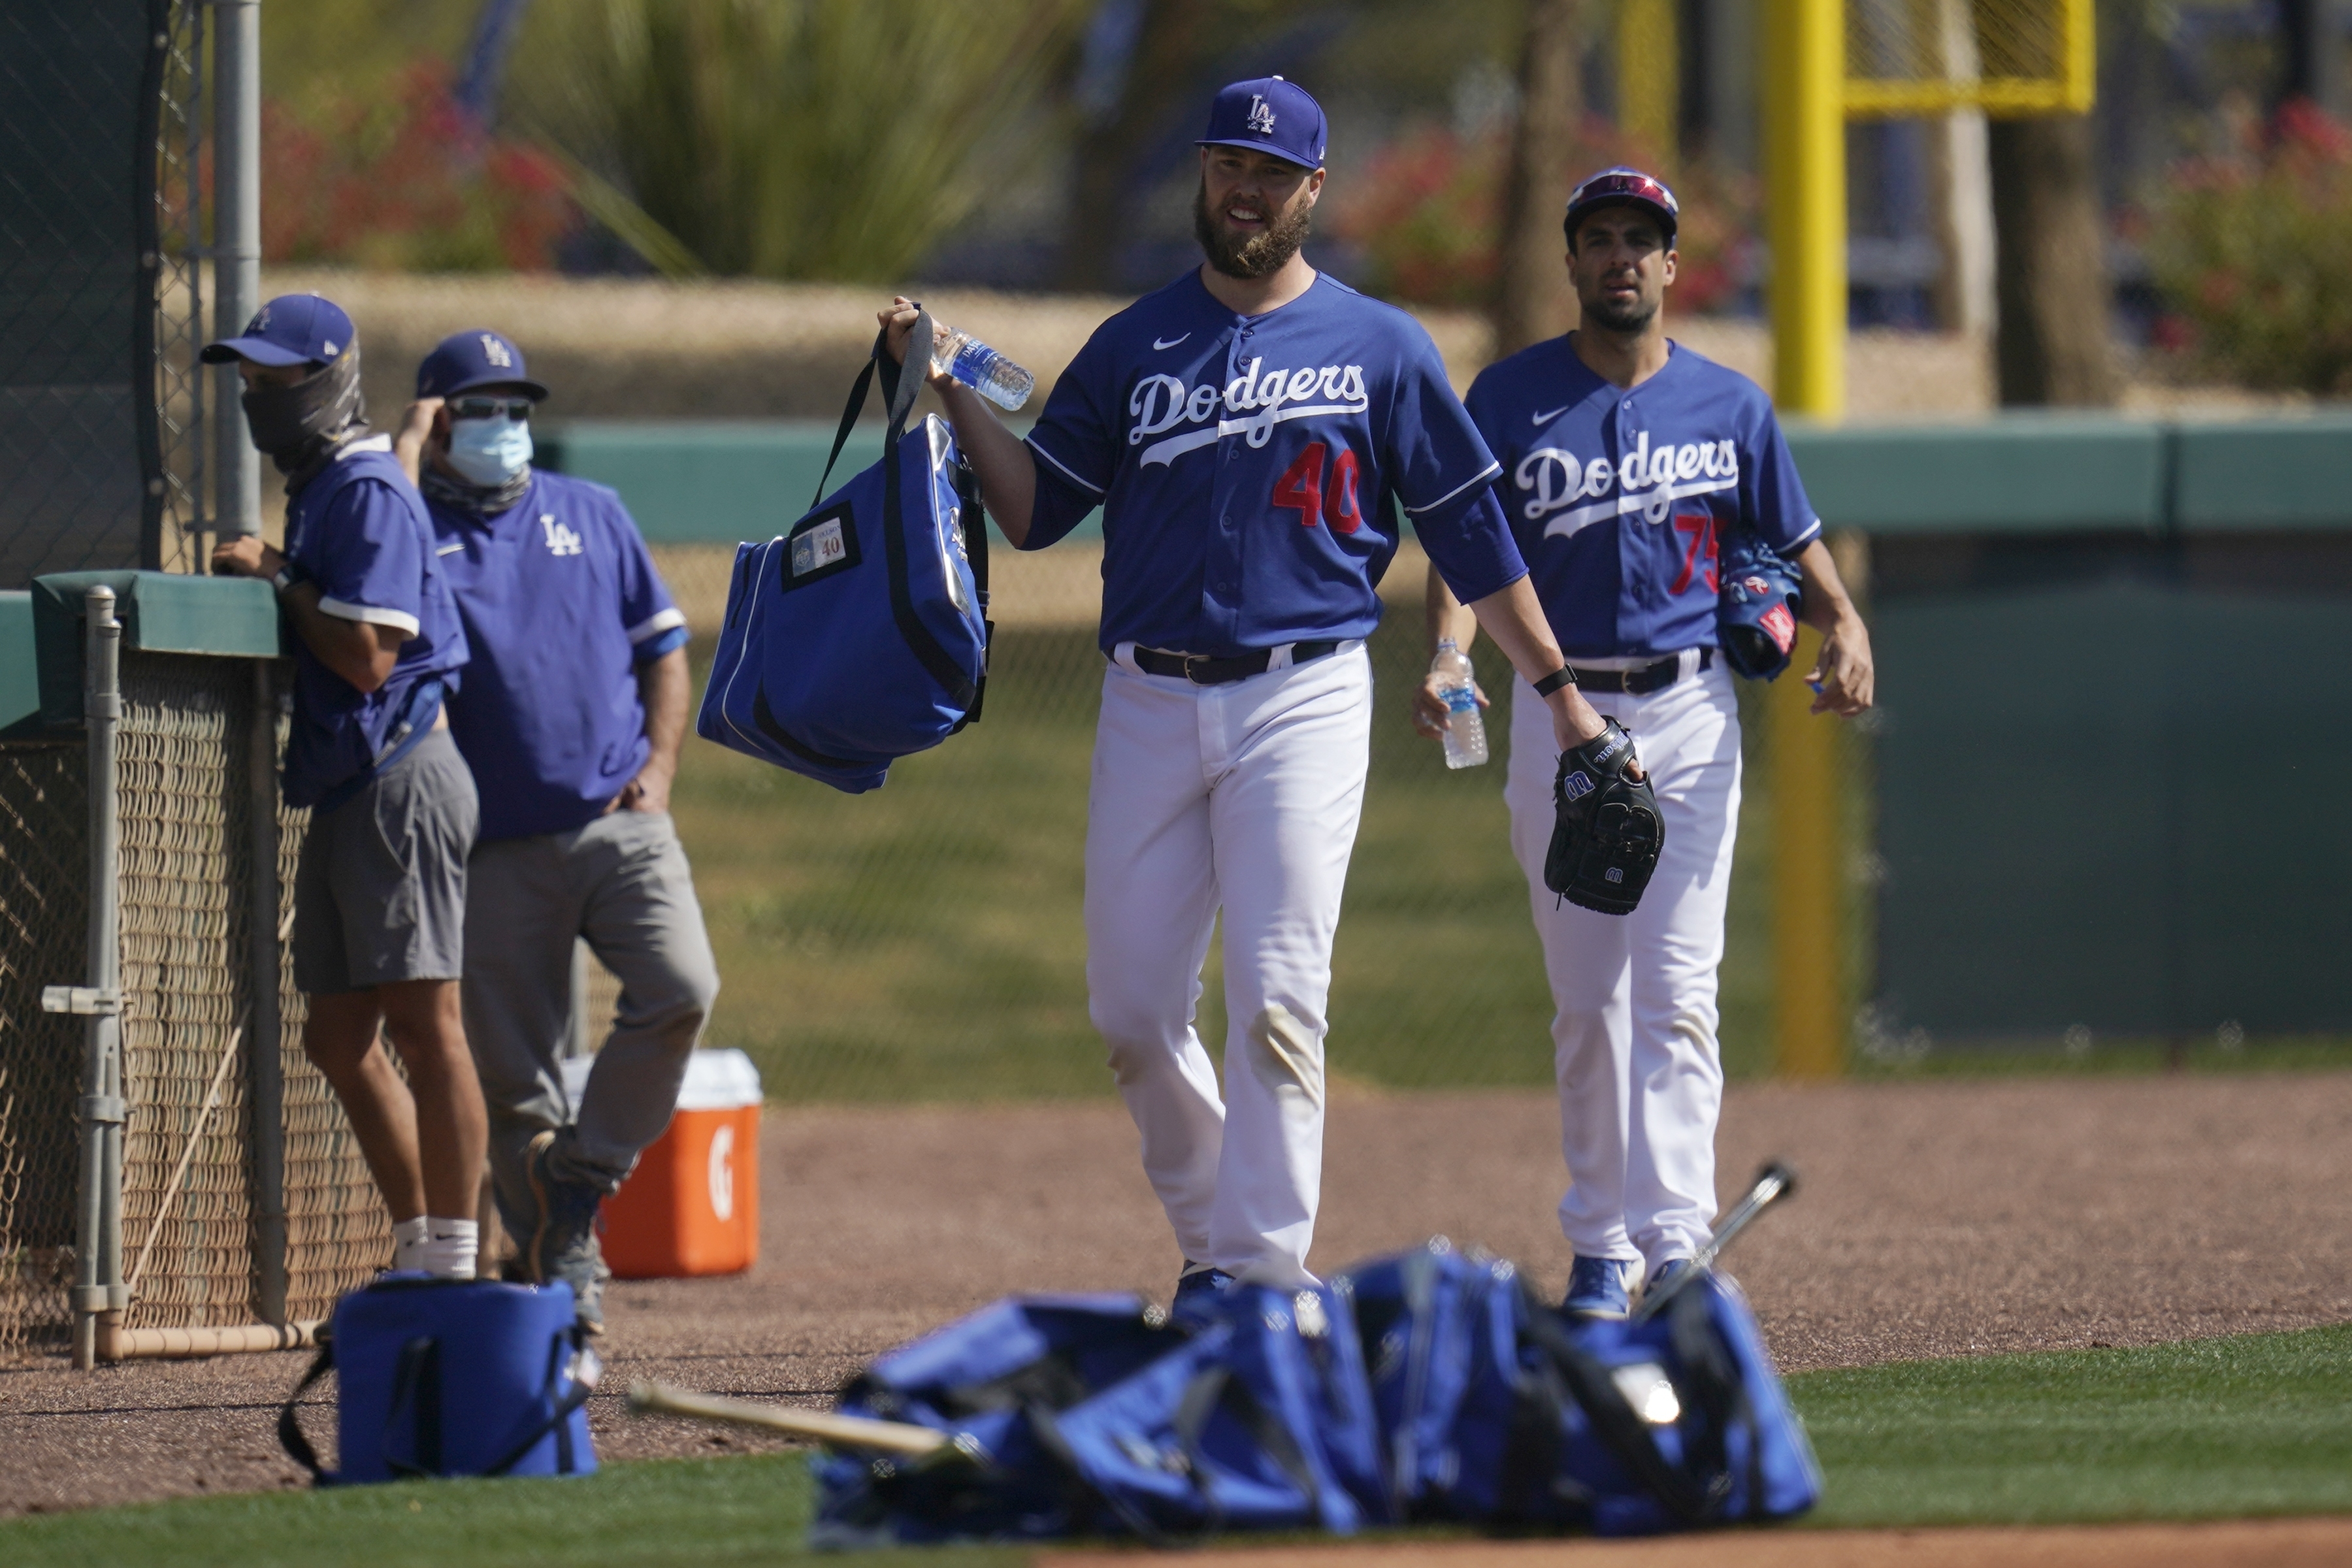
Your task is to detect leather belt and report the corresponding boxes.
[1568,647,1712,695]
[1132,641,1343,685]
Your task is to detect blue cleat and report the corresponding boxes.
[1171,1262,1237,1323]
[1561,1255,1635,1319]
[1639,1256,1695,1311]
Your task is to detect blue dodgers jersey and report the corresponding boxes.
[1023,270,1526,654]
[429,470,689,841]
[281,438,469,808]
[1465,338,1821,659]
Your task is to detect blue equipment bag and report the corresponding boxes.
[806,1249,1815,1545]
[812,1292,1188,1544]
[1339,1240,1820,1535]
[278,1277,598,1484]
[813,1284,1384,1545]
[696,310,992,793]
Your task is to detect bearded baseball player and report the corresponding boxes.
[1418,168,1874,1317]
[884,77,1620,1298]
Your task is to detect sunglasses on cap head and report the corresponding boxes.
[450,396,533,422]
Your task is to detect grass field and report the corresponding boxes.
[9,1326,2345,1565]
[676,619,1791,1103]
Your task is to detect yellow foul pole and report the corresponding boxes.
[1761,0,1846,1078]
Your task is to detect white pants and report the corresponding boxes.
[1086,644,1373,1286]
[1507,651,1742,1272]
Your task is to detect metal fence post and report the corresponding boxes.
[72,587,128,1369]
[249,660,287,1322]
[211,0,262,539]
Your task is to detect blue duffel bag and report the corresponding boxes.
[696,310,992,794]
[1341,1239,1820,1535]
[278,1276,598,1484]
[812,1282,1384,1546]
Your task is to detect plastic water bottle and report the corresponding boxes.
[1432,637,1488,769]
[931,325,1035,412]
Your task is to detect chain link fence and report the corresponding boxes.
[0,741,88,1362]
[0,650,385,1365]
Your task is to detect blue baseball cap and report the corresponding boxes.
[1197,76,1327,171]
[201,293,356,368]
[1564,166,1680,244]
[416,329,549,401]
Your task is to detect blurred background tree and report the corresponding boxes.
[242,0,2352,389]
[506,0,1095,281]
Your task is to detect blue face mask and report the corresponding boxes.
[446,415,534,487]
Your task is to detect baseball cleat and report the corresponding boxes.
[1637,1256,1694,1311]
[519,1130,610,1334]
[1561,1255,1635,1319]
[1171,1262,1237,1323]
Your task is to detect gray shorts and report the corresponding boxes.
[293,728,479,994]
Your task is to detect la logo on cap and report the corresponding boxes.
[1246,94,1276,135]
[480,334,514,368]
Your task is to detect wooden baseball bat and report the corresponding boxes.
[627,1380,954,1456]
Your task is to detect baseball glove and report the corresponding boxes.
[1544,719,1664,916]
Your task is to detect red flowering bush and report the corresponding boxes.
[261,60,575,272]
[1331,118,1756,316]
[2144,99,2352,392]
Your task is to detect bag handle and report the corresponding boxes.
[811,309,934,512]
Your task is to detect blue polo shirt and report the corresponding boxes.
[281,436,470,808]
[1024,269,1526,655]
[427,470,688,841]
[1465,337,1820,659]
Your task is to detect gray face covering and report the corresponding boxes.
[240,344,367,472]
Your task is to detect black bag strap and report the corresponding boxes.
[383,1336,445,1479]
[278,1336,339,1484]
[482,1325,596,1477]
[1516,1286,1720,1527]
[810,329,885,512]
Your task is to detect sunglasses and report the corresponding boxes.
[450,397,533,422]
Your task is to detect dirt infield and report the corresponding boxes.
[2,1071,2348,1520]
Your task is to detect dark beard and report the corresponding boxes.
[1193,177,1313,280]
[1582,293,1659,335]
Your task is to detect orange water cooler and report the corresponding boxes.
[562,1049,761,1278]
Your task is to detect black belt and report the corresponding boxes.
[1568,648,1711,695]
[1130,640,1343,685]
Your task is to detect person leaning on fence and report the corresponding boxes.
[393,330,719,1333]
[204,294,486,1280]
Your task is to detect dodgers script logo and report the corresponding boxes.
[1126,357,1369,466]
[1515,431,1741,538]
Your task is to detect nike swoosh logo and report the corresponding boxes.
[1153,334,1191,350]
[1532,405,1572,425]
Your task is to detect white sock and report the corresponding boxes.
[417,1218,480,1281]
[392,1216,430,1272]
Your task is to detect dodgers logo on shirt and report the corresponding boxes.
[1514,431,1742,538]
[540,514,584,557]
[1126,357,1369,466]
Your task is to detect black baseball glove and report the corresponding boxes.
[1544,719,1664,916]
